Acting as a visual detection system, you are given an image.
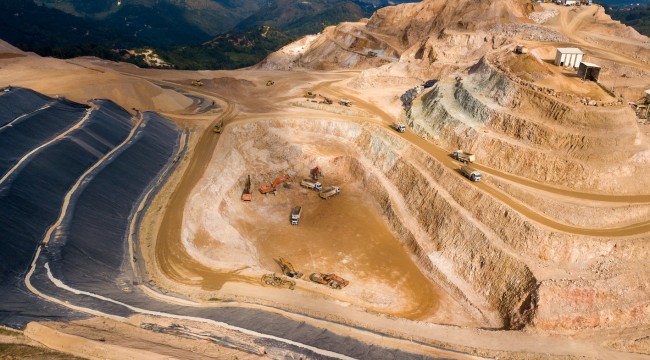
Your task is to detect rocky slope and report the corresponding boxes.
[183,117,649,331]
[252,0,650,332]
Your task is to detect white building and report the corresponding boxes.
[554,48,584,68]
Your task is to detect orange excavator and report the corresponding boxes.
[259,174,289,195]
[241,175,252,201]
[309,273,349,289]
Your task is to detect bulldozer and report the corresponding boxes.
[212,120,223,133]
[309,273,349,290]
[192,80,204,86]
[310,166,323,181]
[276,257,303,278]
[259,174,289,195]
[266,80,275,86]
[261,273,295,290]
[241,175,252,201]
[304,91,317,99]
[338,99,352,107]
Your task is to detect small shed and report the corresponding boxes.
[555,48,584,68]
[577,62,601,82]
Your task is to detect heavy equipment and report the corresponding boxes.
[319,186,340,200]
[460,166,481,182]
[391,123,406,133]
[304,91,316,98]
[290,206,302,225]
[310,166,323,181]
[339,99,352,107]
[192,80,204,86]
[266,80,275,86]
[212,120,223,133]
[241,175,252,201]
[515,45,528,54]
[322,97,333,105]
[277,257,303,278]
[451,150,475,164]
[300,179,322,191]
[259,174,289,195]
[261,273,295,290]
[309,273,349,289]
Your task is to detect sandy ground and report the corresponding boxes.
[2,1,650,358]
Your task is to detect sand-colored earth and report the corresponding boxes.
[2,0,650,359]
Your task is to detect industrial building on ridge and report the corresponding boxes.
[555,48,584,68]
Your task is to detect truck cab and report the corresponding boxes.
[460,166,481,182]
[300,179,322,191]
[291,206,302,225]
[391,123,406,133]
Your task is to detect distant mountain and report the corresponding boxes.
[0,0,420,69]
[160,26,294,70]
[33,0,264,37]
[598,0,649,5]
[235,0,367,36]
[603,2,650,36]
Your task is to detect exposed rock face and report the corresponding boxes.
[258,0,534,71]
[407,57,650,194]
[196,118,650,331]
[254,0,650,333]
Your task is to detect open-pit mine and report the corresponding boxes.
[0,0,649,359]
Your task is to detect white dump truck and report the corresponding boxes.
[300,179,322,191]
[460,166,481,182]
[319,186,341,199]
[291,206,302,225]
[451,150,476,164]
[391,123,406,133]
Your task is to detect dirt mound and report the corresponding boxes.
[258,0,535,71]
[0,55,192,113]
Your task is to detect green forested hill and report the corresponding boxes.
[0,0,417,69]
[605,3,650,37]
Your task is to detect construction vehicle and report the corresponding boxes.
[266,80,275,86]
[515,45,528,55]
[192,80,204,86]
[322,97,333,105]
[259,174,290,195]
[261,273,295,290]
[339,99,352,107]
[304,91,316,98]
[451,150,476,164]
[391,123,406,133]
[212,120,223,133]
[422,80,437,88]
[309,273,349,289]
[290,206,302,225]
[460,166,481,182]
[277,257,303,278]
[241,175,252,201]
[310,166,323,181]
[319,186,341,200]
[300,179,322,191]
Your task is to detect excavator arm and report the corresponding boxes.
[271,175,290,188]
